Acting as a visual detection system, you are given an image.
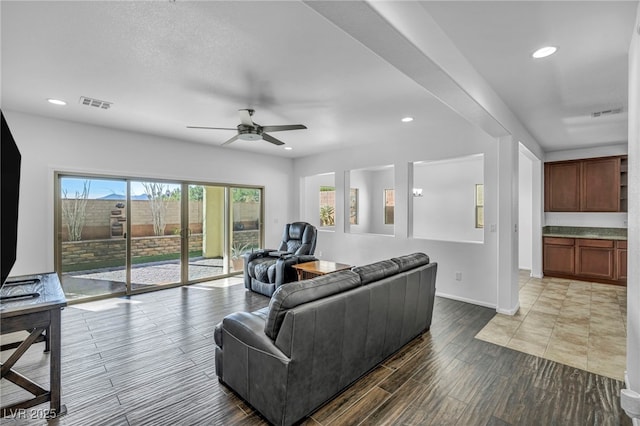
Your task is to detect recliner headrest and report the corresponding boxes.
[279,222,317,255]
[288,222,306,240]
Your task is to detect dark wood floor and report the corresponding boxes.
[1,281,631,425]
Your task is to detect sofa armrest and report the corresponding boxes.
[216,310,293,425]
[244,249,273,263]
[217,311,288,359]
[244,249,275,289]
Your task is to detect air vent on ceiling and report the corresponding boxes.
[591,107,623,118]
[79,96,112,110]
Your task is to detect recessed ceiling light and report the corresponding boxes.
[47,98,67,106]
[532,46,557,59]
[284,146,293,150]
[401,117,414,123]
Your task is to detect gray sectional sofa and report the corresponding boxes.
[214,253,437,426]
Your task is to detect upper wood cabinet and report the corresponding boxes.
[580,157,620,211]
[544,156,625,212]
[545,161,580,211]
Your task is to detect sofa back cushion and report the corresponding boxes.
[391,252,430,272]
[352,259,399,285]
[264,270,361,340]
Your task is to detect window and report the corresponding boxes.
[475,184,484,228]
[349,188,358,225]
[384,189,394,225]
[319,186,335,227]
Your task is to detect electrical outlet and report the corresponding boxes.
[455,271,462,281]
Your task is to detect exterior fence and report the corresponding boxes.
[61,230,260,270]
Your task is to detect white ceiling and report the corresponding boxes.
[1,1,637,157]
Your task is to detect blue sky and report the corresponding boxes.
[60,177,180,200]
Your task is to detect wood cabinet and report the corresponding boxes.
[545,156,625,212]
[543,237,626,285]
[580,157,620,211]
[575,239,614,280]
[616,240,628,281]
[543,237,575,275]
[545,162,580,211]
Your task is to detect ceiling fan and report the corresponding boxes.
[187,109,307,146]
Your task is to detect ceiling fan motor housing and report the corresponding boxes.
[238,124,263,141]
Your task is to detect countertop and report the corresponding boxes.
[542,226,627,241]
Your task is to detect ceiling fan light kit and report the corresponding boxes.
[532,46,557,59]
[187,108,306,147]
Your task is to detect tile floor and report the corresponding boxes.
[475,270,627,380]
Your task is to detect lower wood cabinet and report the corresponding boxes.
[543,237,627,285]
[543,237,575,275]
[575,239,614,280]
[616,240,627,281]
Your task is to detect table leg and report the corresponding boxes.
[48,308,66,418]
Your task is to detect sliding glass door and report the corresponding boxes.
[129,180,182,290]
[56,174,263,301]
[58,176,128,300]
[230,187,262,273]
[188,184,226,281]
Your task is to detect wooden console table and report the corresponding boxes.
[292,260,352,281]
[1,273,67,419]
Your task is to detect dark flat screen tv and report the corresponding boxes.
[1,110,21,286]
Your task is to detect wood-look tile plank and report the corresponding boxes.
[359,379,428,426]
[1,283,631,426]
[310,365,393,424]
[326,386,390,426]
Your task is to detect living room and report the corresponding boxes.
[1,1,639,424]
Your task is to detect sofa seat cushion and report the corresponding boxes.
[264,270,361,340]
[391,253,430,272]
[352,259,400,285]
[251,257,277,283]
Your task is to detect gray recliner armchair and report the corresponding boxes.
[243,222,317,297]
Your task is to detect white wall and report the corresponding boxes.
[545,143,628,162]
[4,110,294,277]
[370,167,394,235]
[294,115,500,308]
[348,166,394,235]
[412,155,484,243]
[348,169,373,234]
[519,150,533,270]
[625,1,640,411]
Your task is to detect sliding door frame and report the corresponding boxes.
[54,171,264,303]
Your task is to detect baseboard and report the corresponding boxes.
[496,302,520,316]
[435,291,496,310]
[624,372,640,425]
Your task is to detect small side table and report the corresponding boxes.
[292,260,352,281]
[1,273,67,419]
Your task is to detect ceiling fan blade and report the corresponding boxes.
[187,126,237,130]
[238,109,255,126]
[262,133,285,146]
[221,134,240,146]
[261,124,307,132]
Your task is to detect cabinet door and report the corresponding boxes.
[545,162,580,211]
[616,241,627,281]
[543,238,575,275]
[581,157,620,212]
[575,239,614,280]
